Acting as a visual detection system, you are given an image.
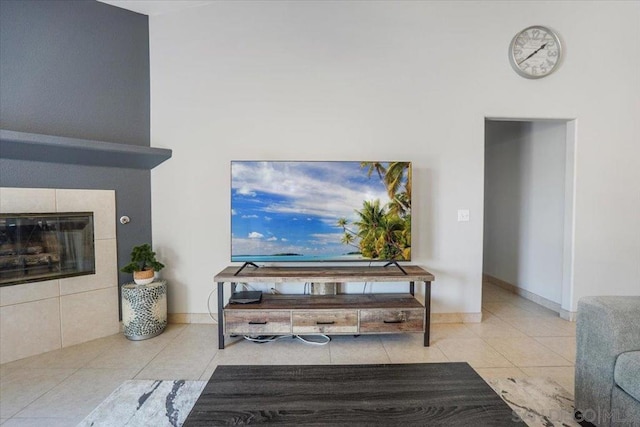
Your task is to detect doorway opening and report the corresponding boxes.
[483,118,576,320]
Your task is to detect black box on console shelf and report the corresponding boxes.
[229,291,262,304]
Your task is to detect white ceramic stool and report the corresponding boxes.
[121,280,167,340]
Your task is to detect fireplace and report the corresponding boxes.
[1,187,119,364]
[0,212,95,286]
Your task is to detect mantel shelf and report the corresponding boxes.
[0,129,172,170]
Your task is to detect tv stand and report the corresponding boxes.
[234,262,259,276]
[383,260,408,275]
[214,265,435,349]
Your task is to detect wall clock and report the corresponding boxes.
[509,25,562,79]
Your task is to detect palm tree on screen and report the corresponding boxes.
[338,162,412,260]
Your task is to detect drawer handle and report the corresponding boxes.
[316,321,335,325]
[248,321,267,325]
[383,319,405,324]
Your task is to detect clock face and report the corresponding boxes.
[509,26,562,79]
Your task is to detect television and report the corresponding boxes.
[231,161,411,263]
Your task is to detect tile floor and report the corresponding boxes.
[0,281,576,426]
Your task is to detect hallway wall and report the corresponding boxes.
[484,120,567,305]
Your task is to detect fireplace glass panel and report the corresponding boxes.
[0,212,95,286]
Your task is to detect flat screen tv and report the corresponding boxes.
[231,161,411,263]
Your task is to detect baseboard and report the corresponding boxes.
[168,313,218,324]
[483,274,577,320]
[431,312,483,323]
[559,309,577,321]
[168,312,482,325]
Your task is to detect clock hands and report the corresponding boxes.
[517,43,548,65]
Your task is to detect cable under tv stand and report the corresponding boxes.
[214,265,435,350]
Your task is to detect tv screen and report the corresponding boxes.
[231,161,411,263]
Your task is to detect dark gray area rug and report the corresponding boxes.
[79,363,577,426]
[184,363,519,425]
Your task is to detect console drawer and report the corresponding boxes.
[292,310,358,334]
[224,310,291,335]
[359,308,425,333]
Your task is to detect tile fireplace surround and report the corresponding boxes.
[0,188,119,364]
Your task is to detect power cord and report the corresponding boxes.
[242,335,291,344]
[295,334,331,345]
[243,334,331,346]
[363,261,373,294]
[240,282,256,291]
[207,286,218,324]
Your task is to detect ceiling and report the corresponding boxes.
[96,0,213,16]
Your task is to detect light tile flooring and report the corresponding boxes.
[0,281,576,426]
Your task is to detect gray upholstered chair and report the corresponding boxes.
[575,296,640,426]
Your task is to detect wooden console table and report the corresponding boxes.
[214,265,434,349]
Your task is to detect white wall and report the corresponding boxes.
[484,121,567,304]
[149,0,640,318]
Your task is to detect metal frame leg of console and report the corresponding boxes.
[411,280,431,347]
[217,281,225,349]
[424,280,431,347]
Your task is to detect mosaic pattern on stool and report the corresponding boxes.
[122,280,167,340]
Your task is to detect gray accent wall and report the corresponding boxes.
[0,0,152,289]
[0,0,149,145]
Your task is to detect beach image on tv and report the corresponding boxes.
[231,161,411,262]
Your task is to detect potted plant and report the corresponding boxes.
[120,243,165,285]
